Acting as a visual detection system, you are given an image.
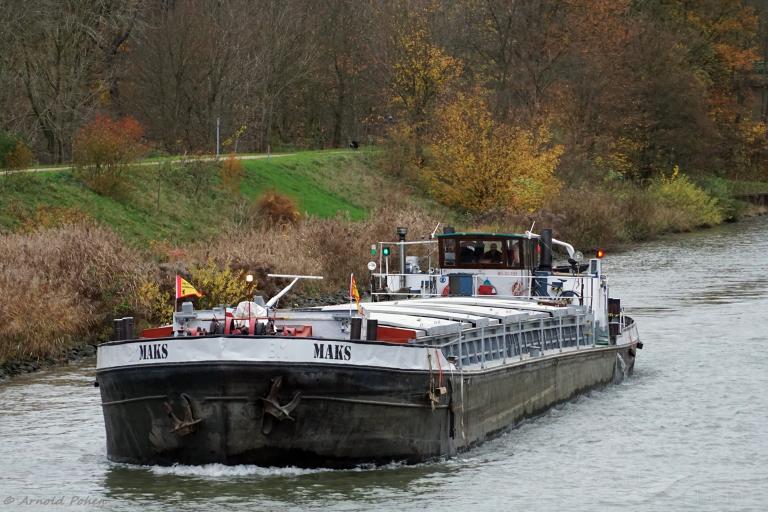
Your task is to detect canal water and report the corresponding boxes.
[1,216,766,511]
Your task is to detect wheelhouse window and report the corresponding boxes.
[440,237,528,269]
[507,239,524,269]
[524,239,540,269]
[439,235,538,269]
[443,239,457,266]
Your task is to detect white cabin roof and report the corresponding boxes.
[364,312,467,336]
[409,297,579,317]
[359,304,498,328]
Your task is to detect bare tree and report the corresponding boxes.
[0,0,141,163]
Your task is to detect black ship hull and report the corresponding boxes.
[96,338,637,468]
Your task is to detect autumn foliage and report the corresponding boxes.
[73,115,144,195]
[220,154,245,196]
[426,92,562,214]
[255,190,301,225]
[390,8,462,134]
[0,133,33,170]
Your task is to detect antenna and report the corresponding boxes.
[266,274,323,308]
[525,221,536,239]
[430,222,441,239]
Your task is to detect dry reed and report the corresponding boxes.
[0,223,152,362]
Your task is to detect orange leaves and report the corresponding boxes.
[73,115,144,169]
[73,115,145,195]
[219,154,244,196]
[426,90,562,214]
[714,43,759,72]
[256,190,301,225]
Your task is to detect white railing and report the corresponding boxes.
[435,312,595,369]
[370,272,600,307]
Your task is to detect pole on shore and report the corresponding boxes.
[216,117,221,159]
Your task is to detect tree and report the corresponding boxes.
[389,3,462,137]
[453,0,570,123]
[73,115,144,195]
[426,90,562,214]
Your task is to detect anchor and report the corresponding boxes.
[164,393,202,436]
[259,376,301,435]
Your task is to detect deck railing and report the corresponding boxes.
[436,312,594,369]
[371,272,598,306]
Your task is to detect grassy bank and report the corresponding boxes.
[1,148,766,369]
[0,150,393,243]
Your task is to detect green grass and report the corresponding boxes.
[240,151,372,220]
[0,149,389,244]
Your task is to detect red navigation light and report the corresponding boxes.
[596,248,605,259]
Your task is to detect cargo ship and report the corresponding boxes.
[95,227,641,467]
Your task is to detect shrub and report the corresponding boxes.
[19,205,90,233]
[546,187,627,250]
[184,205,440,296]
[4,141,34,170]
[648,166,724,231]
[73,115,145,196]
[255,190,301,225]
[698,176,740,220]
[135,280,174,326]
[166,154,218,195]
[378,123,421,180]
[187,259,256,310]
[1,133,34,171]
[220,154,244,196]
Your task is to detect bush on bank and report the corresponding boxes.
[552,184,724,249]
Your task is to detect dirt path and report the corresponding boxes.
[12,152,297,174]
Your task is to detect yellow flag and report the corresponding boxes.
[176,275,203,299]
[349,274,363,315]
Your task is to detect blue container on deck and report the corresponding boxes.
[449,274,474,296]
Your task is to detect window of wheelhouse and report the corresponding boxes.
[442,239,457,266]
[440,237,508,268]
[524,239,540,269]
[507,239,524,269]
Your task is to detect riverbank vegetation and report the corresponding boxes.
[2,0,768,367]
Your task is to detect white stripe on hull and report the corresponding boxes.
[97,336,454,372]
